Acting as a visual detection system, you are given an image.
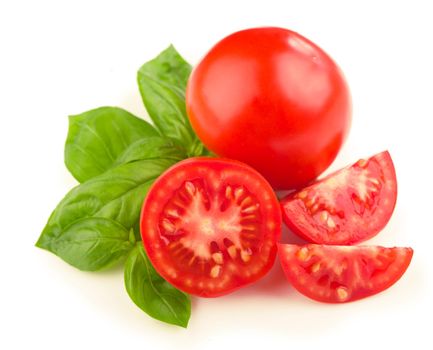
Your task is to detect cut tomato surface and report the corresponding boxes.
[140,157,281,297]
[278,244,413,303]
[280,151,397,245]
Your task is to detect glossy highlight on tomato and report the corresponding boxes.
[278,244,413,303]
[186,27,351,190]
[281,151,397,245]
[140,157,281,297]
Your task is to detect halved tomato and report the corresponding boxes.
[140,157,281,297]
[280,151,397,245]
[278,244,413,303]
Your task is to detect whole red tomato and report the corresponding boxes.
[186,27,351,190]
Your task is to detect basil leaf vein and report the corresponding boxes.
[36,158,176,270]
[65,106,159,182]
[137,45,205,157]
[37,217,134,271]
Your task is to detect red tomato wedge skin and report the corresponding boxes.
[278,244,413,303]
[280,151,397,245]
[140,157,282,297]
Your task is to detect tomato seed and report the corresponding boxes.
[212,252,224,264]
[241,250,251,263]
[225,185,233,199]
[336,286,349,301]
[305,199,315,208]
[297,247,311,261]
[370,178,380,185]
[242,225,256,232]
[234,187,245,201]
[311,203,319,213]
[166,209,180,219]
[162,219,176,233]
[241,214,257,222]
[185,181,196,196]
[320,211,329,222]
[242,204,258,214]
[240,196,253,208]
[210,265,222,278]
[311,262,321,273]
[327,217,336,228]
[227,245,237,259]
[298,191,308,199]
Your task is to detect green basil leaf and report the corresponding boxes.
[65,106,159,182]
[36,217,134,271]
[36,158,176,269]
[124,243,191,327]
[113,137,185,166]
[137,45,205,157]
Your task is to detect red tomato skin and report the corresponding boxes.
[140,157,282,297]
[186,27,351,190]
[280,151,397,245]
[278,244,413,303]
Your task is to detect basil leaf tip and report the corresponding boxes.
[124,243,191,328]
[137,45,208,157]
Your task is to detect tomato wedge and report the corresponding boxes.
[140,158,281,297]
[278,244,413,303]
[280,151,397,245]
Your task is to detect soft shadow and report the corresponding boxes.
[231,259,294,299]
[280,223,309,245]
[92,259,127,277]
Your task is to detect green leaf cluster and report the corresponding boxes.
[36,46,206,327]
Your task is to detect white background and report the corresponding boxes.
[1,0,432,349]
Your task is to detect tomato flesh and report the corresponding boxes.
[279,244,413,303]
[186,27,351,190]
[280,151,397,245]
[140,158,281,297]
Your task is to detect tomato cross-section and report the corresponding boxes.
[279,244,413,303]
[280,151,397,245]
[140,157,282,297]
